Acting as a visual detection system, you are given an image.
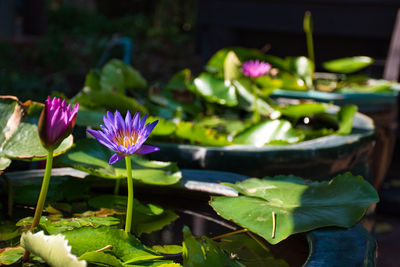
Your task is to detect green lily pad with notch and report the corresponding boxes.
[233,119,303,146]
[217,233,289,267]
[182,226,242,267]
[175,121,230,146]
[63,226,162,263]
[323,56,374,74]
[152,245,182,255]
[54,139,182,185]
[88,195,178,236]
[194,73,238,106]
[210,173,379,244]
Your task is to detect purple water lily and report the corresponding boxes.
[38,97,79,150]
[88,110,159,165]
[242,60,271,78]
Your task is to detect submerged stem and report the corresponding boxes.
[125,156,134,233]
[114,179,121,195]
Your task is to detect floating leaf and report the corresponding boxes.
[21,231,87,267]
[233,120,302,146]
[323,56,374,74]
[289,56,314,88]
[88,195,178,236]
[210,173,379,244]
[0,246,24,265]
[55,139,182,185]
[218,233,289,267]
[79,251,124,267]
[63,227,161,263]
[152,245,182,255]
[278,103,327,120]
[193,73,238,106]
[224,51,241,81]
[175,121,230,146]
[0,221,20,241]
[182,226,242,267]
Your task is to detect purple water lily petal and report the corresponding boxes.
[135,145,160,155]
[87,110,159,165]
[38,96,79,150]
[109,153,126,165]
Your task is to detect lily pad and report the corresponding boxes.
[63,226,161,263]
[0,246,24,265]
[55,139,182,185]
[323,56,374,74]
[182,226,241,267]
[337,105,358,135]
[233,120,303,146]
[210,173,379,244]
[278,103,327,120]
[175,121,230,146]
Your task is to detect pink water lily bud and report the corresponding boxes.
[242,60,271,78]
[38,97,79,150]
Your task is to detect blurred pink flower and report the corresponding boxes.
[242,60,271,78]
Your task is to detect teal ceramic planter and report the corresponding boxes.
[271,88,399,188]
[150,110,375,182]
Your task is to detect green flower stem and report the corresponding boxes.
[252,83,260,122]
[30,149,54,232]
[125,156,134,233]
[114,179,121,195]
[24,149,54,261]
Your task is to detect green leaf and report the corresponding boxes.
[337,105,358,135]
[152,245,182,255]
[0,157,11,171]
[63,226,161,263]
[0,221,20,241]
[84,69,101,91]
[165,69,192,91]
[182,226,242,267]
[233,120,302,146]
[21,231,87,267]
[79,251,124,267]
[55,139,182,185]
[3,122,73,160]
[233,79,276,116]
[149,116,177,136]
[278,103,327,120]
[217,233,289,267]
[175,121,230,146]
[0,246,24,265]
[289,56,314,88]
[224,51,241,81]
[194,73,238,106]
[88,195,178,236]
[210,173,379,244]
[323,56,374,74]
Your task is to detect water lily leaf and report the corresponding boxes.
[210,173,379,244]
[62,226,161,263]
[194,73,238,106]
[278,103,327,120]
[224,51,241,81]
[149,116,176,136]
[175,121,230,146]
[289,56,314,88]
[0,157,11,171]
[0,221,20,241]
[217,233,289,267]
[3,122,73,160]
[165,69,193,91]
[182,226,242,267]
[233,120,302,146]
[233,79,276,116]
[76,107,105,127]
[21,231,87,267]
[100,59,147,94]
[79,251,124,267]
[323,56,374,74]
[337,105,358,135]
[88,195,178,236]
[0,246,24,265]
[55,139,182,185]
[152,245,182,255]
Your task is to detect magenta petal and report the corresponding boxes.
[135,145,160,155]
[109,153,126,165]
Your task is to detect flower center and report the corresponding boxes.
[114,130,139,148]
